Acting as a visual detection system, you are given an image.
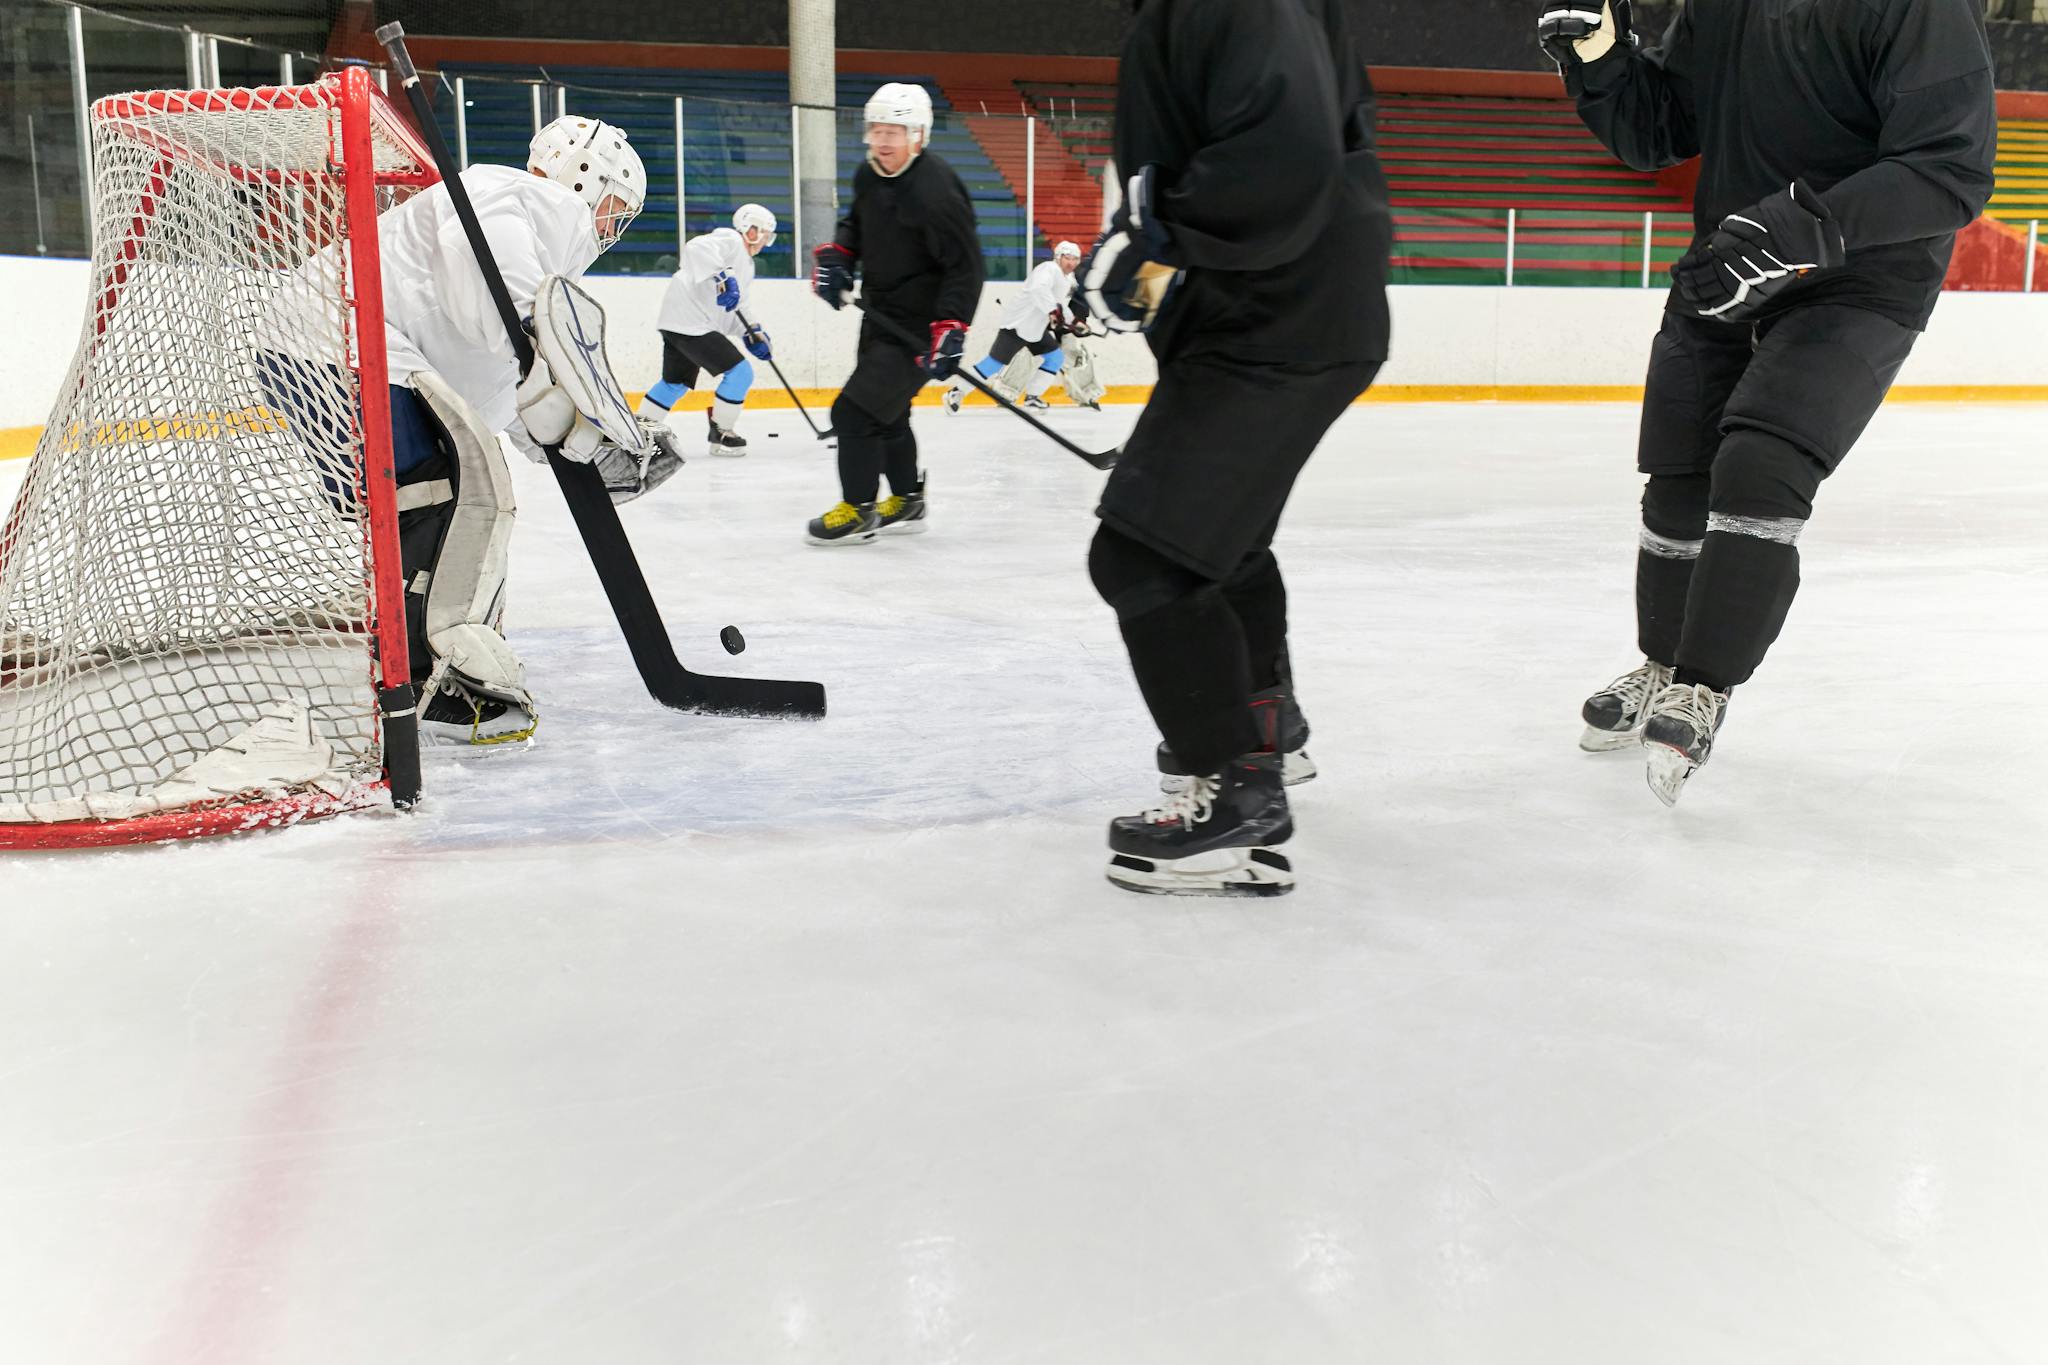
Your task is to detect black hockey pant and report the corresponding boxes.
[1633,304,1914,691]
[830,330,928,505]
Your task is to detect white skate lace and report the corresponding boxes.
[1597,661,1673,717]
[1651,682,1725,737]
[1143,775,1218,828]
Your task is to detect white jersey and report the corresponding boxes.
[997,260,1078,343]
[657,228,755,339]
[371,165,602,433]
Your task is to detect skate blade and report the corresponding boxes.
[804,530,877,547]
[879,521,928,537]
[708,448,748,459]
[1579,725,1641,754]
[1106,846,1294,897]
[1161,750,1315,795]
[1642,741,1697,807]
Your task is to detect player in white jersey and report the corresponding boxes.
[640,204,778,457]
[263,115,662,746]
[943,240,1090,412]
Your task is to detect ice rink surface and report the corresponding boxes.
[4,401,2046,1364]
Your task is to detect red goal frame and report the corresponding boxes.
[0,67,438,850]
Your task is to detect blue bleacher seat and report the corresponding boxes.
[433,65,1031,279]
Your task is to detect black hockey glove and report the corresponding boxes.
[923,319,967,378]
[1672,181,1846,322]
[1538,0,1635,93]
[812,243,854,310]
[1082,164,1182,334]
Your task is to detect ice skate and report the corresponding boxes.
[1580,659,1675,752]
[420,680,536,747]
[1108,751,1294,897]
[942,379,966,415]
[805,500,879,546]
[1159,685,1315,792]
[1640,681,1729,807]
[707,413,748,458]
[878,486,928,536]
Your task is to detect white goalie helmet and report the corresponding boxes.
[1054,240,1082,260]
[528,115,646,250]
[863,81,934,146]
[732,203,778,248]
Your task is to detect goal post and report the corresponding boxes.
[0,67,436,849]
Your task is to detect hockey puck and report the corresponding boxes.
[720,625,746,655]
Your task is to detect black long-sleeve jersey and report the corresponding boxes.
[1112,0,1393,364]
[1574,0,1997,329]
[833,151,985,343]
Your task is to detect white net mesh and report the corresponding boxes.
[0,78,428,827]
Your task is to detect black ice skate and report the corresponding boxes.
[1108,751,1294,897]
[942,380,966,415]
[420,681,536,746]
[1159,687,1316,791]
[805,500,879,546]
[1023,393,1052,411]
[1640,681,1729,807]
[1580,659,1675,752]
[706,413,748,458]
[878,486,928,536]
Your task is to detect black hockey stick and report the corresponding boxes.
[376,24,824,719]
[734,307,833,440]
[851,300,1120,471]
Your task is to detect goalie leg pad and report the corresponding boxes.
[408,373,536,719]
[532,275,645,452]
[1062,337,1106,406]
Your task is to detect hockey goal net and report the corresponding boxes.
[0,68,435,849]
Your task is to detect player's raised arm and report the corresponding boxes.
[1548,0,1701,172]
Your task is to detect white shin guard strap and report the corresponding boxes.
[1639,525,1704,559]
[1708,512,1806,546]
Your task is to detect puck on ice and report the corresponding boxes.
[720,625,746,655]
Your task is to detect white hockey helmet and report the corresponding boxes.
[863,81,934,146]
[732,203,778,248]
[528,115,646,250]
[1054,240,1082,260]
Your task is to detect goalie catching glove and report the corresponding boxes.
[1082,164,1183,334]
[1538,0,1636,93]
[515,274,650,462]
[1673,181,1846,322]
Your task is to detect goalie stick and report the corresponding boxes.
[735,306,834,441]
[376,24,825,719]
[852,301,1120,471]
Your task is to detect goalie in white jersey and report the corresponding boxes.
[263,114,675,746]
[943,240,1094,412]
[641,204,778,457]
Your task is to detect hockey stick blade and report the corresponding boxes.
[376,24,825,721]
[736,307,833,440]
[851,301,1120,470]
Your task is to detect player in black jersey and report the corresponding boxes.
[1081,0,1392,896]
[1542,0,1996,804]
[808,83,983,546]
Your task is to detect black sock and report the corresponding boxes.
[1222,550,1288,691]
[1675,530,1799,691]
[1118,589,1259,774]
